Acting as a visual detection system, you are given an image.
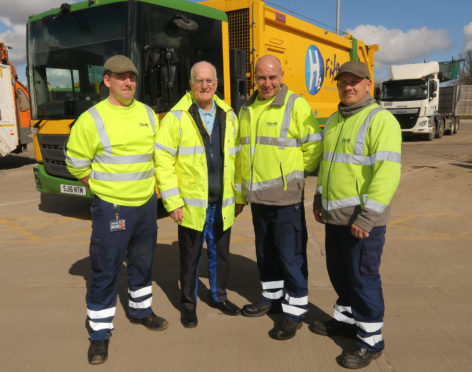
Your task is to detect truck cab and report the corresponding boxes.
[379,62,440,141]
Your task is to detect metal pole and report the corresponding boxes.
[336,0,340,34]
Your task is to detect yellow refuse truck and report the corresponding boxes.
[27,0,377,202]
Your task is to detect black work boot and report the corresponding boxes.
[268,317,302,340]
[338,345,382,369]
[241,301,271,317]
[309,318,356,337]
[88,339,109,365]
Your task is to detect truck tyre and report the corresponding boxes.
[425,130,434,141]
[435,119,444,139]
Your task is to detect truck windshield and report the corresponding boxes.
[381,79,428,101]
[27,3,126,119]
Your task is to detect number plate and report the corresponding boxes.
[60,184,86,196]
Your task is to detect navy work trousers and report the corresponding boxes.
[178,201,231,311]
[325,224,386,351]
[87,194,157,341]
[251,202,308,320]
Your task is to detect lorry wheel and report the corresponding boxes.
[435,120,444,139]
[425,131,434,141]
[451,120,456,135]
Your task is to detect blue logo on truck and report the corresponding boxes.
[305,45,324,95]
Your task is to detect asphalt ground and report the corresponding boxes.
[1,120,471,371]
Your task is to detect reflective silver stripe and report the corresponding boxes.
[128,286,152,298]
[240,136,250,145]
[262,290,284,300]
[333,305,355,324]
[373,151,401,163]
[229,145,240,155]
[155,142,177,157]
[222,196,235,208]
[171,110,183,121]
[284,293,308,306]
[87,307,116,319]
[279,93,299,143]
[365,198,387,213]
[247,170,304,191]
[66,156,91,169]
[354,107,384,156]
[91,169,154,182]
[323,112,337,135]
[88,106,112,151]
[230,110,237,138]
[88,320,114,331]
[234,183,242,192]
[335,304,352,315]
[322,195,360,210]
[94,153,152,164]
[316,185,322,194]
[282,303,307,316]
[183,197,206,208]
[129,297,152,309]
[143,104,156,134]
[356,321,383,333]
[262,280,284,290]
[241,106,251,123]
[357,333,383,347]
[178,145,205,155]
[160,187,180,200]
[256,136,300,148]
[300,132,323,144]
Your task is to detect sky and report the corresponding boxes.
[1,0,472,83]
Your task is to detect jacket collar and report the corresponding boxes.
[244,84,289,108]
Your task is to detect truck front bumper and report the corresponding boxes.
[33,164,94,198]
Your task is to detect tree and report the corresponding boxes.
[458,50,472,85]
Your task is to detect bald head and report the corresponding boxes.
[254,55,284,101]
[190,61,217,81]
[255,55,282,75]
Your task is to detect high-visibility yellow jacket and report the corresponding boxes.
[154,92,239,231]
[66,99,158,206]
[314,103,402,231]
[236,84,323,206]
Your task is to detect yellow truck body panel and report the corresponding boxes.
[201,0,378,122]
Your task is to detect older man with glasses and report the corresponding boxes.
[155,61,241,328]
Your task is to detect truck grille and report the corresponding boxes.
[392,112,419,130]
[227,8,251,96]
[37,134,75,179]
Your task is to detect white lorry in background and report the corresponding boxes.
[0,42,31,156]
[379,61,467,141]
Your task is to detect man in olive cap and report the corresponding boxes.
[66,55,167,365]
[309,60,402,369]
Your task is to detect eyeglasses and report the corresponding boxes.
[192,79,217,87]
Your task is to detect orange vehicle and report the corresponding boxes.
[0,42,31,156]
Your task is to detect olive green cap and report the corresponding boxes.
[104,55,138,75]
[335,60,370,80]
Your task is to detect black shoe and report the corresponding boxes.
[241,301,272,317]
[309,318,356,337]
[181,309,198,328]
[130,313,168,331]
[338,345,383,369]
[88,339,109,365]
[209,298,241,316]
[268,317,302,340]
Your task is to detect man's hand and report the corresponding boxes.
[79,175,90,188]
[170,207,183,223]
[351,224,369,239]
[235,204,245,217]
[313,208,323,224]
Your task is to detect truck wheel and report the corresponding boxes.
[425,131,434,141]
[451,120,456,135]
[435,119,444,139]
